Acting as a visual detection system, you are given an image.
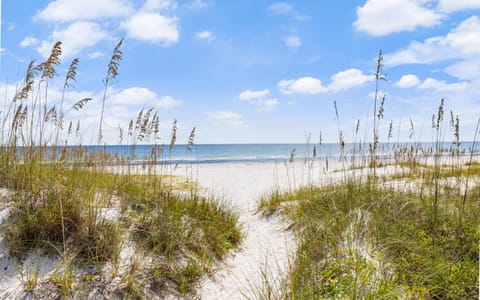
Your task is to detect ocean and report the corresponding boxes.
[70,142,478,165]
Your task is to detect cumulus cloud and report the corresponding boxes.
[121,12,179,45]
[109,87,182,108]
[278,77,328,94]
[36,22,109,59]
[238,89,278,111]
[158,96,182,108]
[20,37,40,48]
[207,111,244,127]
[354,0,442,36]
[35,0,133,22]
[278,69,373,95]
[438,0,480,12]
[445,59,480,80]
[195,30,215,42]
[385,15,480,82]
[284,36,301,48]
[239,89,270,101]
[394,75,470,92]
[395,74,421,88]
[328,69,374,91]
[386,16,480,65]
[119,0,179,45]
[418,78,470,92]
[36,0,180,48]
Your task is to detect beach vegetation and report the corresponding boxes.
[256,52,480,299]
[0,40,242,298]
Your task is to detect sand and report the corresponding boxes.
[2,155,475,298]
[0,160,336,299]
[168,161,340,299]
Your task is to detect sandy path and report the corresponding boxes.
[171,161,331,299]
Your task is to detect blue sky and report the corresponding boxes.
[1,0,480,144]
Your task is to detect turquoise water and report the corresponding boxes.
[72,142,478,164]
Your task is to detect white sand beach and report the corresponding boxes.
[0,159,337,299]
[0,155,477,299]
[117,159,345,299]
[167,160,343,299]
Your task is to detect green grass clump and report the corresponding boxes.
[258,179,479,299]
[2,162,122,263]
[128,189,242,293]
[133,193,241,259]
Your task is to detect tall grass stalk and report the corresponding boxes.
[371,49,386,179]
[55,58,79,146]
[432,98,444,254]
[98,39,123,144]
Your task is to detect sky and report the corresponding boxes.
[1,0,480,144]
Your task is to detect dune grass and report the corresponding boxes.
[255,51,479,299]
[0,41,242,298]
[258,173,479,299]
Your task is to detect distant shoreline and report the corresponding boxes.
[10,142,480,165]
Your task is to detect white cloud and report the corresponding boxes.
[445,59,480,80]
[438,0,480,12]
[284,36,301,48]
[386,39,452,65]
[110,87,157,105]
[394,75,470,92]
[329,69,374,91]
[239,89,270,101]
[8,23,15,31]
[110,87,182,108]
[36,0,133,22]
[36,22,109,59]
[279,77,328,94]
[267,2,294,15]
[278,69,372,95]
[386,16,480,66]
[87,51,105,59]
[395,74,421,88]
[442,16,480,56]
[121,12,179,45]
[20,37,39,48]
[354,0,442,36]
[158,96,182,108]
[238,89,278,111]
[195,30,215,42]
[207,111,244,127]
[418,78,470,92]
